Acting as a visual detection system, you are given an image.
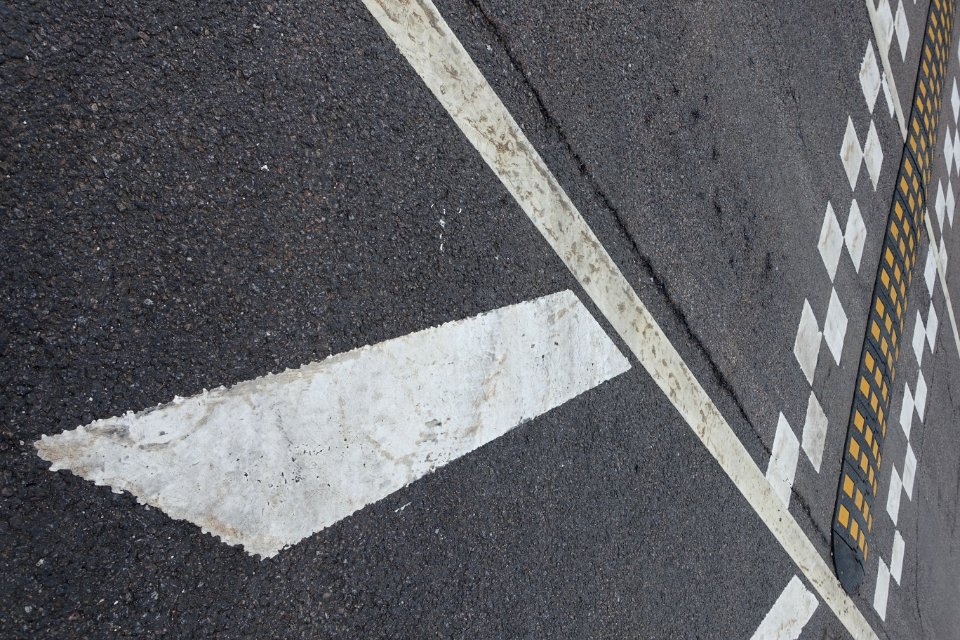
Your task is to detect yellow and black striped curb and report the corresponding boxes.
[831,0,956,595]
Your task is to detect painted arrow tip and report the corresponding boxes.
[36,290,630,558]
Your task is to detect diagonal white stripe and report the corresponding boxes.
[358,1,879,637]
[751,575,819,640]
[37,291,629,557]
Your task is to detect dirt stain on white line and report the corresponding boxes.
[36,290,630,557]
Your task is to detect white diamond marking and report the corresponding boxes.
[841,118,864,191]
[818,202,844,281]
[824,288,848,365]
[861,42,882,113]
[794,300,822,386]
[864,120,884,190]
[845,199,867,271]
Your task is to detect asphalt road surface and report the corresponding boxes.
[3,1,960,638]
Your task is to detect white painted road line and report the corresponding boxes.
[750,575,819,640]
[360,1,878,637]
[864,0,908,137]
[37,291,630,557]
[923,214,960,358]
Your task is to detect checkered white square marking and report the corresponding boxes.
[876,0,895,56]
[924,245,938,296]
[874,557,891,621]
[887,464,903,525]
[900,383,914,440]
[936,180,946,230]
[794,300,822,386]
[947,179,956,225]
[927,304,939,351]
[953,79,960,123]
[841,118,864,191]
[953,128,960,175]
[946,128,955,176]
[915,370,927,421]
[939,236,949,272]
[766,413,800,507]
[861,42,882,113]
[894,0,909,60]
[818,202,844,281]
[881,72,896,118]
[801,391,829,472]
[890,531,906,585]
[845,199,867,271]
[912,309,926,365]
[824,288,848,365]
[903,444,917,499]
[863,121,884,190]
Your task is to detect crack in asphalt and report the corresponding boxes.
[465,0,772,460]
[462,0,845,554]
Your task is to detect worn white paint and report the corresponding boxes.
[936,180,946,231]
[875,0,895,54]
[840,118,864,191]
[927,303,939,351]
[903,443,917,499]
[801,392,829,473]
[887,465,903,526]
[824,288,848,365]
[915,371,927,421]
[845,199,867,271]
[865,0,907,136]
[947,180,956,226]
[899,384,914,440]
[912,309,926,366]
[794,300,822,386]
[946,128,955,177]
[894,0,909,61]
[36,291,630,557]
[863,120,883,190]
[924,243,939,297]
[869,0,960,355]
[818,202,844,281]
[359,2,879,637]
[890,531,906,585]
[953,129,960,175]
[860,42,882,114]
[750,575,819,640]
[874,557,891,620]
[952,79,960,123]
[881,72,897,119]
[767,413,800,507]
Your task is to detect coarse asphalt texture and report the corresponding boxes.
[2,1,960,638]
